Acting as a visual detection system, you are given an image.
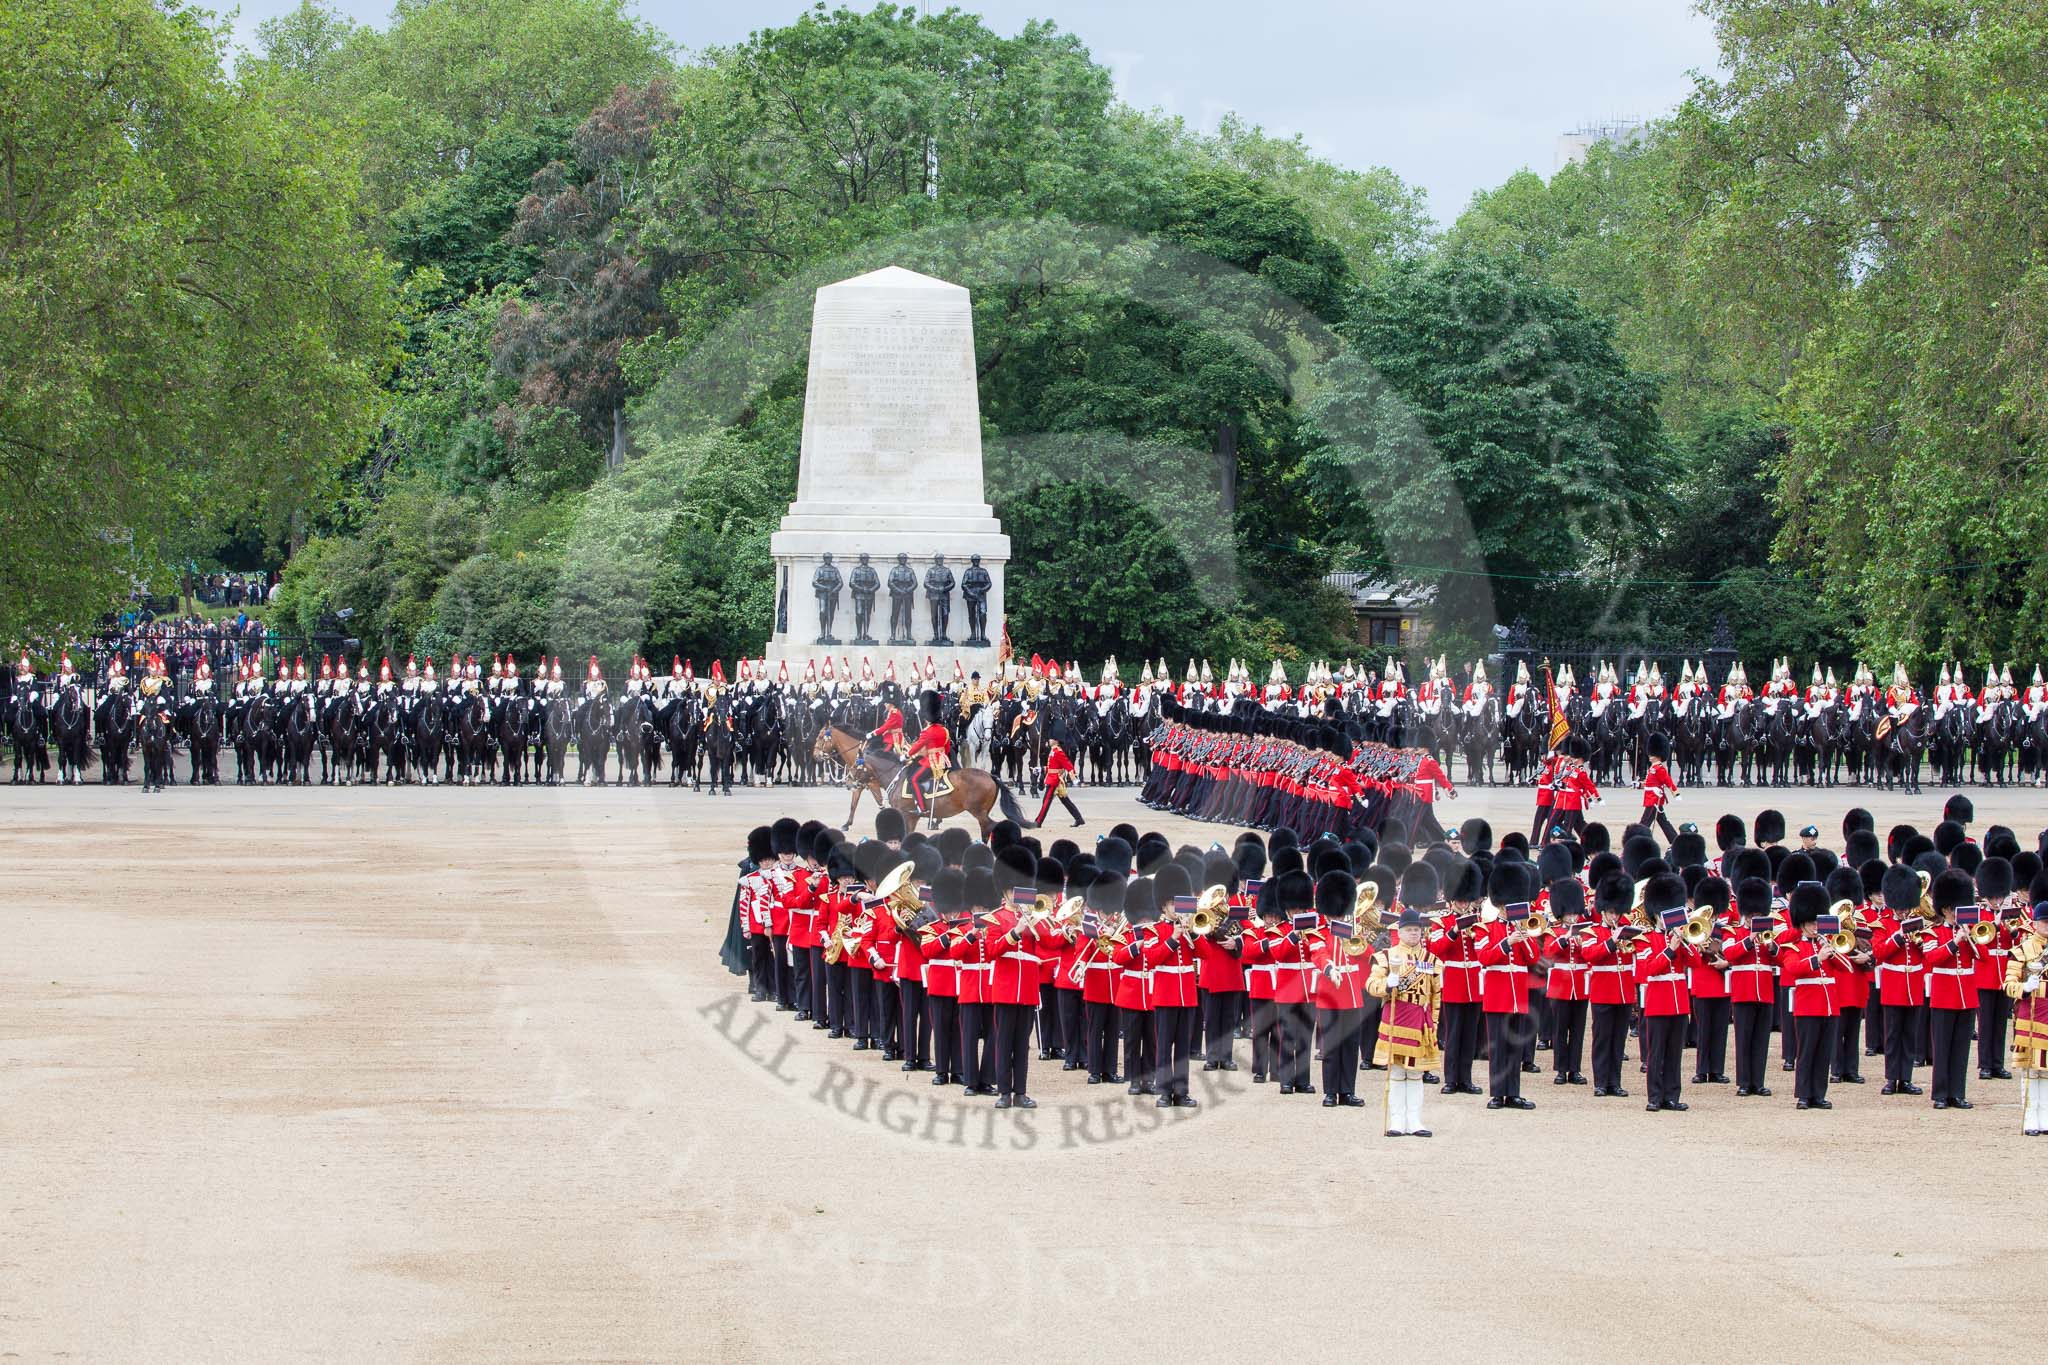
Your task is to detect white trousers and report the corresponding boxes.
[1387,1064,1425,1133]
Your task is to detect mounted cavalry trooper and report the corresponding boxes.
[1416,655,1448,718]
[1588,661,1620,718]
[1715,661,1751,720]
[1461,659,1493,718]
[1761,657,1796,712]
[1262,658,1289,708]
[1886,662,1920,717]
[1805,663,1837,707]
[401,655,420,695]
[1626,662,1666,721]
[1505,660,1533,721]
[1845,661,1878,714]
[1931,662,1966,721]
[1375,657,1406,719]
[1978,666,2015,736]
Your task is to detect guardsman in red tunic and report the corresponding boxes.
[1267,870,1319,1095]
[1779,883,1842,1110]
[1195,860,1250,1072]
[1549,751,1601,842]
[1476,861,1541,1110]
[1718,875,1782,1096]
[1034,738,1083,828]
[1306,870,1370,1108]
[1242,889,1285,1084]
[1071,873,1125,1084]
[921,869,969,1086]
[1686,877,1734,1085]
[1638,736,1679,841]
[1531,749,1561,844]
[1925,869,1984,1109]
[1111,877,1160,1094]
[1634,875,1700,1112]
[1872,865,1928,1095]
[738,825,776,1003]
[868,702,905,755]
[787,826,829,1024]
[2005,903,2048,1135]
[1579,873,1643,1097]
[1143,874,1203,1108]
[984,883,1058,1109]
[1427,862,1483,1095]
[1540,878,1592,1086]
[1975,859,2018,1083]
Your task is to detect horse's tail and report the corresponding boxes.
[993,775,1028,826]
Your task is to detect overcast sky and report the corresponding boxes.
[226,0,1723,223]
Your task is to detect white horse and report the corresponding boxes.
[961,701,995,771]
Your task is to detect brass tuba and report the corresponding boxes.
[1354,880,1384,938]
[1187,885,1230,938]
[1966,919,2000,947]
[1681,909,1716,947]
[876,861,922,929]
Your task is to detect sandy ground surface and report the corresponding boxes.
[3,777,2043,1363]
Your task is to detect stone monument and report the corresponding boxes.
[764,266,1009,678]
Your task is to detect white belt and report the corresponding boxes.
[964,963,993,973]
[1794,977,1833,987]
[1481,965,1528,975]
[1727,964,1773,973]
[1154,965,1195,975]
[1001,951,1044,965]
[1931,967,1973,977]
[1588,965,1628,975]
[1646,973,1685,984]
[1876,963,1916,975]
[1443,959,1477,969]
[1550,963,1588,971]
[1084,961,1113,972]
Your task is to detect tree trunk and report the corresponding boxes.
[608,403,627,470]
[1215,422,1238,516]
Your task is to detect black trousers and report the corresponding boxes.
[1318,1006,1364,1101]
[1552,808,1585,841]
[1280,1001,1315,1090]
[772,935,793,1008]
[873,979,899,1051]
[1036,983,1063,1055]
[1531,801,1554,844]
[1882,1001,1921,1084]
[1084,999,1118,1079]
[1640,803,1679,842]
[928,993,959,1081]
[898,980,929,1067]
[1642,1013,1685,1107]
[1794,1013,1836,1105]
[1204,990,1244,1066]
[1866,996,1885,1053]
[1153,1004,1197,1100]
[1731,1000,1773,1091]
[1977,988,2011,1073]
[804,946,827,1021]
[1930,1007,1972,1105]
[847,969,870,1043]
[1833,1006,1865,1080]
[1250,997,1279,1079]
[992,1002,1035,1098]
[1551,998,1588,1077]
[1590,1002,1629,1092]
[1441,1001,1483,1089]
[790,942,812,1014]
[1357,996,1383,1068]
[1058,988,1085,1065]
[748,933,774,998]
[1486,1012,1530,1100]
[1690,996,1730,1079]
[1121,1006,1155,1089]
[827,961,852,1035]
[957,1000,990,1089]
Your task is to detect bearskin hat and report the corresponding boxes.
[1315,870,1356,920]
[1398,862,1441,910]
[746,825,773,865]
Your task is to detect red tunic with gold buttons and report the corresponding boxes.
[1475,921,1539,1013]
[1924,925,1982,1011]
[1139,922,1201,1008]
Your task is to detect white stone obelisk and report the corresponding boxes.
[764,266,1008,682]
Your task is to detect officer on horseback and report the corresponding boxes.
[902,689,953,827]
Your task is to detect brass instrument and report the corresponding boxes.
[876,861,922,930]
[1354,880,1384,937]
[1824,899,1858,953]
[1965,919,2000,948]
[1681,910,1716,948]
[1095,911,1129,952]
[1187,885,1230,939]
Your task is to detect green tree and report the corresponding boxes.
[1305,249,1673,655]
[0,0,395,640]
[388,117,576,305]
[1665,0,2048,665]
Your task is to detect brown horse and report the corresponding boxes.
[812,722,1028,837]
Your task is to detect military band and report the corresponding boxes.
[726,789,2048,1136]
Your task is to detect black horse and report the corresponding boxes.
[9,688,49,783]
[138,704,175,793]
[185,692,222,785]
[51,684,93,785]
[283,691,321,784]
[97,688,133,784]
[573,693,612,785]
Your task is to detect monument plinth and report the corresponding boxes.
[764,266,1009,679]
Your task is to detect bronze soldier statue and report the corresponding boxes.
[887,552,918,645]
[812,553,844,645]
[924,553,956,646]
[960,553,992,647]
[849,552,880,646]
